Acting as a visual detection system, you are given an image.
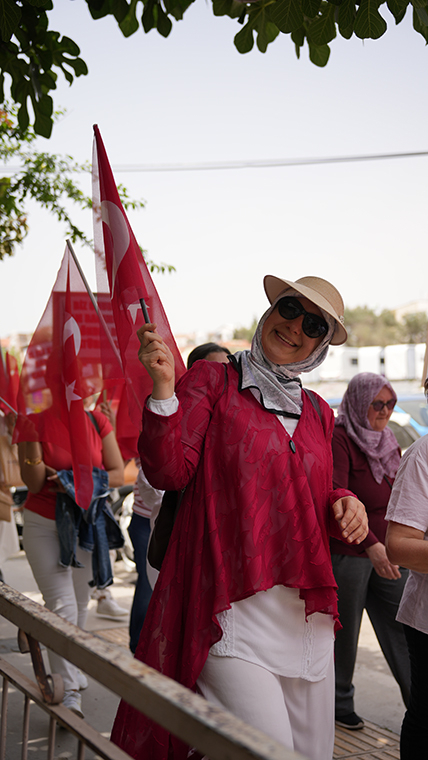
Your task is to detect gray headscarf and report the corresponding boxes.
[233,291,335,418]
[335,372,400,483]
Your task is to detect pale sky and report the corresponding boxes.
[0,0,427,341]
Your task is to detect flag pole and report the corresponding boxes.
[0,396,17,415]
[139,298,150,323]
[66,240,124,372]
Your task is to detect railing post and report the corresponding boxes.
[0,678,9,760]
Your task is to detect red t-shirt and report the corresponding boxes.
[25,409,112,520]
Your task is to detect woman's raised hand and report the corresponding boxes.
[137,323,175,399]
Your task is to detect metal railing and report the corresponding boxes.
[0,583,307,760]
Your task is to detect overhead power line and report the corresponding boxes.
[112,150,428,173]
[1,150,427,175]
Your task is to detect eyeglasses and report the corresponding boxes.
[371,399,396,412]
[276,297,328,339]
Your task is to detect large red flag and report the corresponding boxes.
[14,245,123,509]
[92,125,186,452]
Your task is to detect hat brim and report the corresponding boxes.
[264,275,348,346]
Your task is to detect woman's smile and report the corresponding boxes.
[262,296,324,365]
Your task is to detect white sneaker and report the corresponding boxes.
[62,689,84,718]
[96,596,128,619]
[77,670,88,690]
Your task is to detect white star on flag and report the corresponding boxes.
[65,379,81,410]
[127,303,140,324]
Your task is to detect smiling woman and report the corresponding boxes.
[111,273,368,760]
[261,295,326,364]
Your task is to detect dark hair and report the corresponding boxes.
[187,343,231,369]
[424,377,428,398]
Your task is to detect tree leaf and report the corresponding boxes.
[234,21,255,52]
[142,0,156,30]
[256,19,279,50]
[415,4,428,22]
[338,0,356,31]
[386,0,408,22]
[354,0,387,38]
[27,0,53,7]
[88,0,130,23]
[17,102,30,133]
[307,2,336,44]
[302,0,322,18]
[410,0,427,9]
[59,35,81,55]
[164,0,195,20]
[269,0,304,33]
[156,4,173,36]
[291,24,306,43]
[413,5,428,38]
[339,20,354,34]
[308,40,330,64]
[213,0,243,18]
[0,0,21,43]
[120,0,140,35]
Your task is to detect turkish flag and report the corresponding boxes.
[92,125,186,445]
[13,245,123,509]
[61,267,94,509]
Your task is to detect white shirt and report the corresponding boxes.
[386,434,428,635]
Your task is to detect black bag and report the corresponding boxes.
[147,488,186,571]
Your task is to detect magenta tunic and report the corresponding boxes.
[111,360,353,759]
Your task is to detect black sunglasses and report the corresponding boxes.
[276,297,328,339]
[371,399,396,412]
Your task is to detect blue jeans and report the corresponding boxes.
[128,513,153,653]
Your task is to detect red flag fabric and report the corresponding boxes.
[13,244,123,509]
[0,352,8,413]
[5,353,19,412]
[92,125,186,449]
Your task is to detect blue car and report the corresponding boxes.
[394,395,428,438]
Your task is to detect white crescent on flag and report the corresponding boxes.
[63,314,82,409]
[63,315,82,355]
[101,200,130,296]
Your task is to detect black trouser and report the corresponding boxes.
[401,624,428,759]
[332,554,410,717]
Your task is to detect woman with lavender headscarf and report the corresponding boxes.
[331,372,410,731]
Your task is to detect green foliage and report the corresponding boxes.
[233,317,258,342]
[401,312,428,344]
[344,306,428,346]
[1,0,427,136]
[0,103,145,260]
[0,0,88,138]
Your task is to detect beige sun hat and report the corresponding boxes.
[264,275,347,346]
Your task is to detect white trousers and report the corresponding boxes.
[23,510,93,690]
[197,652,335,760]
